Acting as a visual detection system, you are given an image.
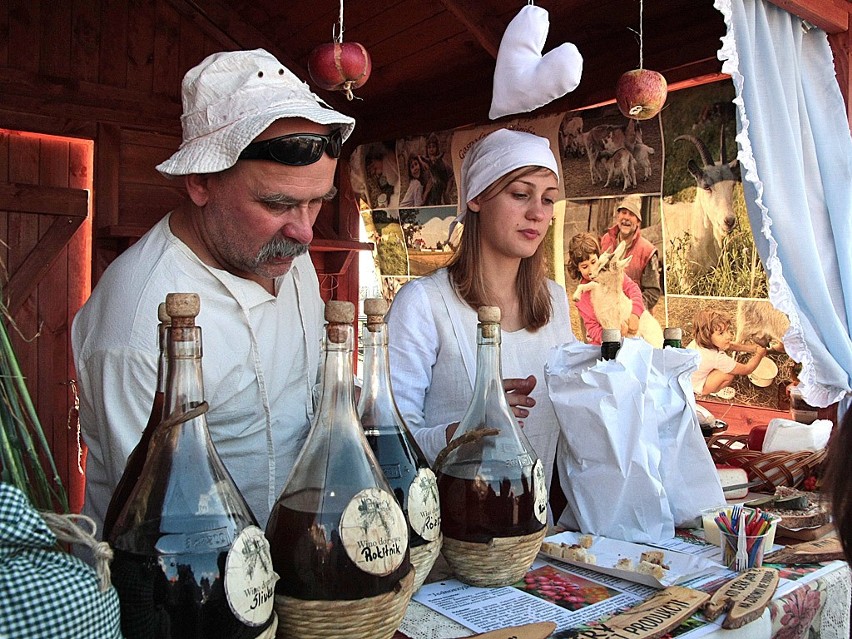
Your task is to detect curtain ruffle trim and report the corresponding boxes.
[712,0,845,408]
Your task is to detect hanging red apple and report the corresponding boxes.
[615,68,668,120]
[308,42,372,101]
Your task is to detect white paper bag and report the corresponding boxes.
[642,345,725,526]
[545,340,674,543]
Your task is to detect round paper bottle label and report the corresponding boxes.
[340,487,408,575]
[533,459,548,525]
[224,525,279,627]
[407,467,441,541]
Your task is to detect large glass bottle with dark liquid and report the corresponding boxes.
[358,298,441,588]
[108,293,277,639]
[266,300,410,602]
[103,301,169,540]
[434,306,547,586]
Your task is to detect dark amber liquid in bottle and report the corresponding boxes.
[103,391,165,539]
[365,431,430,548]
[436,469,542,543]
[266,489,410,600]
[111,515,273,639]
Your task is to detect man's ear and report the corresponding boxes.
[184,173,212,206]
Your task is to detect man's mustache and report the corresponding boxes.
[256,237,310,262]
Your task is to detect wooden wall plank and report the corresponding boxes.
[0,0,9,67]
[40,0,71,77]
[72,0,102,83]
[829,26,852,130]
[0,132,8,271]
[67,142,92,512]
[118,182,185,227]
[127,0,156,94]
[37,138,70,506]
[99,0,129,87]
[7,0,40,73]
[178,13,207,77]
[153,0,181,99]
[121,141,181,185]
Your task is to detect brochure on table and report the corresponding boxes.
[409,532,842,637]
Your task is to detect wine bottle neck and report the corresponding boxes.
[359,322,393,400]
[156,323,169,394]
[163,325,205,415]
[317,323,357,416]
[472,322,505,400]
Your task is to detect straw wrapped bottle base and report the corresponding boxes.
[272,568,415,639]
[441,528,546,587]
[410,534,443,591]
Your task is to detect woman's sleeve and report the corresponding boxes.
[622,274,645,316]
[386,281,448,462]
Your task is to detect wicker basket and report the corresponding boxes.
[706,433,827,492]
[441,527,546,588]
[272,568,414,639]
[410,534,443,592]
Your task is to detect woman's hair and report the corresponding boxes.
[825,406,852,562]
[692,308,733,350]
[447,165,553,330]
[566,232,601,281]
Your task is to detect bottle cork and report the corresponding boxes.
[664,327,682,341]
[364,297,388,332]
[325,301,354,344]
[166,293,200,327]
[477,306,501,323]
[601,328,621,343]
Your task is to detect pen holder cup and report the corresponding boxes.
[719,530,770,570]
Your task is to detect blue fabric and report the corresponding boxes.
[715,0,852,407]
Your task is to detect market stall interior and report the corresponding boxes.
[1,0,851,638]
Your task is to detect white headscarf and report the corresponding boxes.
[457,129,559,227]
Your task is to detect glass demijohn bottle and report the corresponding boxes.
[103,301,169,540]
[265,300,411,603]
[108,293,278,639]
[358,298,441,588]
[434,306,547,587]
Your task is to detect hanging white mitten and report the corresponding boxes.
[489,4,583,120]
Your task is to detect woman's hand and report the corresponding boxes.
[503,375,537,423]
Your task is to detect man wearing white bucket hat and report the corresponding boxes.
[600,194,661,311]
[386,128,577,521]
[72,49,355,534]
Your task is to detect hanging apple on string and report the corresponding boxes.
[307,1,371,100]
[615,0,667,120]
[308,41,371,101]
[616,68,667,120]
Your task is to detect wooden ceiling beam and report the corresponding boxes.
[436,0,505,59]
[765,0,849,33]
[166,0,352,113]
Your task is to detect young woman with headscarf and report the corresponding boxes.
[386,128,577,519]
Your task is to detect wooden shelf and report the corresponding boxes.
[97,225,372,275]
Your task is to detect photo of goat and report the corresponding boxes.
[558,105,663,198]
[666,296,794,410]
[661,80,767,298]
[571,241,664,347]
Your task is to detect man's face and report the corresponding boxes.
[193,118,338,282]
[616,207,640,239]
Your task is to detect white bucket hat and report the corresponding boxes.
[156,49,356,178]
[457,128,558,221]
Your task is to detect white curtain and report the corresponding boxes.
[715,0,852,411]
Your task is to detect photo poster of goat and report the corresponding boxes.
[350,140,401,211]
[665,296,795,410]
[558,105,664,198]
[561,196,666,345]
[661,79,767,299]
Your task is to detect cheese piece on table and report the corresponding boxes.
[716,465,749,499]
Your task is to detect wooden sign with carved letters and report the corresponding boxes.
[468,621,557,639]
[703,567,779,629]
[566,586,709,639]
[765,536,844,564]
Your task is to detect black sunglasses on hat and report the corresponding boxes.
[238,129,343,166]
